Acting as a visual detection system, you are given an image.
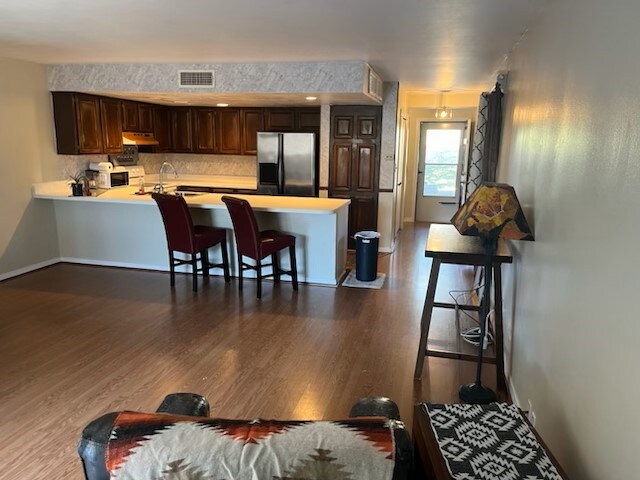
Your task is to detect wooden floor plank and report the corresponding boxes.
[0,223,502,479]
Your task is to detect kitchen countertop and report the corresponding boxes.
[33,181,349,215]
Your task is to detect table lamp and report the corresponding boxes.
[451,182,534,404]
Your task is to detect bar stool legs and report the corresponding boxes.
[290,245,299,291]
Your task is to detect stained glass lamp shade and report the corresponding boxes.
[451,183,533,242]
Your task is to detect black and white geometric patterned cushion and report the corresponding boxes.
[426,403,563,480]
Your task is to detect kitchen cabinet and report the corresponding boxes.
[329,105,381,248]
[265,109,296,131]
[193,108,217,154]
[121,101,139,131]
[216,108,242,154]
[138,104,154,133]
[153,107,172,153]
[52,92,104,155]
[52,92,320,156]
[297,108,321,131]
[241,108,264,155]
[99,97,123,154]
[171,108,194,153]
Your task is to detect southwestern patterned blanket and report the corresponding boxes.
[106,412,395,480]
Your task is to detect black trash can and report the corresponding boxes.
[354,231,381,281]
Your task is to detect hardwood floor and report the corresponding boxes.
[0,223,500,479]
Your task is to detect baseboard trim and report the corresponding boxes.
[508,376,522,408]
[0,258,61,282]
[404,217,414,223]
[379,247,393,253]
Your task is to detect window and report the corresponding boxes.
[422,128,462,197]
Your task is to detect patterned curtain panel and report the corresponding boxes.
[464,84,504,200]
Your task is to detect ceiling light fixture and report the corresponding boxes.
[305,96,318,101]
[435,91,453,119]
[217,103,229,107]
[173,100,189,104]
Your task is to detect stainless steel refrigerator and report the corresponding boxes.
[257,132,317,196]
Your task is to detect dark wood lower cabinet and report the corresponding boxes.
[329,105,382,248]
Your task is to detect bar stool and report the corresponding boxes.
[221,196,298,299]
[152,192,230,292]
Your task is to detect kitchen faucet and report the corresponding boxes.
[156,162,178,193]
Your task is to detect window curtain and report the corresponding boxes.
[463,83,504,200]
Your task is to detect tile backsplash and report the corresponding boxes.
[57,153,256,180]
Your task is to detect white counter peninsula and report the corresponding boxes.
[33,182,350,286]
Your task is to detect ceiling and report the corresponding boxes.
[0,0,542,91]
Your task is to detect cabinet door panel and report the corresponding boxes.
[193,109,216,154]
[76,95,103,154]
[100,97,123,154]
[265,109,295,131]
[241,109,264,155]
[122,101,139,131]
[216,108,241,154]
[331,143,352,192]
[138,104,154,133]
[297,109,321,130]
[355,144,376,192]
[153,107,172,153]
[171,108,193,153]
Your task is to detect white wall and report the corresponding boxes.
[498,1,640,478]
[0,57,60,278]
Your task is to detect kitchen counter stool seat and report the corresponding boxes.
[152,192,230,292]
[222,196,298,299]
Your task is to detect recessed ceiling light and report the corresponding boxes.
[305,96,318,101]
[173,100,189,104]
[217,103,229,107]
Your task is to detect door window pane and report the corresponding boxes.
[424,165,458,196]
[423,128,462,197]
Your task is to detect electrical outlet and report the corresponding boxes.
[527,400,536,427]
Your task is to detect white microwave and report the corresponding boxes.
[93,168,128,189]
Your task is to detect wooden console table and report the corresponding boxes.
[413,224,512,392]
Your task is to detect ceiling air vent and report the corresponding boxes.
[178,70,215,88]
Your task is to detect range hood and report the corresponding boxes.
[122,131,159,146]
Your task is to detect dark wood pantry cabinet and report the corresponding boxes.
[329,105,382,248]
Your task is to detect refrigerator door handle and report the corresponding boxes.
[278,134,285,194]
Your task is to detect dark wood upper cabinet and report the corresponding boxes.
[171,108,194,153]
[265,109,296,131]
[53,94,319,156]
[99,97,123,154]
[52,92,103,155]
[216,108,242,154]
[193,108,217,154]
[297,108,321,131]
[241,109,264,155]
[121,101,139,131]
[138,104,154,133]
[153,107,172,153]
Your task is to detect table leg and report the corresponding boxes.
[414,259,441,380]
[493,263,506,393]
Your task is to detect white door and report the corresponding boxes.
[415,121,468,223]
